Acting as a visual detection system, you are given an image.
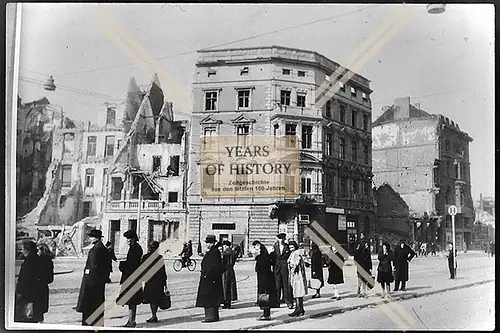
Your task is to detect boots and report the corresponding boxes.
[297,297,305,316]
[401,281,406,291]
[289,299,300,316]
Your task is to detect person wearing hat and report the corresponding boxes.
[393,239,416,292]
[116,230,144,327]
[221,240,238,309]
[195,235,223,322]
[76,229,110,326]
[271,233,293,309]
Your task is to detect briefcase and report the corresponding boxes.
[257,293,271,308]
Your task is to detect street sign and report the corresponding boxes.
[448,205,458,216]
[338,215,346,231]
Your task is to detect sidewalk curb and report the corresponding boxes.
[242,278,495,330]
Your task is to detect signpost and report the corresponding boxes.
[447,205,458,278]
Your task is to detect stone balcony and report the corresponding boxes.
[107,199,183,212]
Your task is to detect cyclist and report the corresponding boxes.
[179,240,193,267]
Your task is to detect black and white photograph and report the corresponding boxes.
[5,3,495,330]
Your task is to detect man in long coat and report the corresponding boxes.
[76,229,111,326]
[221,240,238,309]
[393,239,416,291]
[195,235,223,322]
[271,233,293,309]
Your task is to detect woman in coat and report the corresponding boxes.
[15,241,42,323]
[287,241,307,317]
[141,241,167,323]
[221,240,238,309]
[252,240,279,320]
[377,242,394,298]
[354,240,372,298]
[116,230,144,327]
[309,243,324,299]
[326,245,345,300]
[36,243,54,322]
[195,235,223,323]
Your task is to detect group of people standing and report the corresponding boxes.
[76,229,168,327]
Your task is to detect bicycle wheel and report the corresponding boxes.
[187,259,197,271]
[173,259,183,272]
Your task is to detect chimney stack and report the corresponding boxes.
[414,102,420,110]
[382,105,391,112]
[394,97,411,120]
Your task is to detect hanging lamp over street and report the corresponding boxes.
[427,4,446,14]
[44,75,56,91]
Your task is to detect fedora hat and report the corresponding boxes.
[276,233,286,240]
[205,234,217,243]
[222,240,231,247]
[123,229,138,240]
[87,229,103,239]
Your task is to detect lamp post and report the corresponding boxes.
[137,179,147,237]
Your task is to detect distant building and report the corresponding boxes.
[373,183,411,251]
[188,46,374,255]
[472,194,495,250]
[372,97,474,251]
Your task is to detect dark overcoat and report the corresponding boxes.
[327,250,345,285]
[117,242,144,306]
[272,242,291,275]
[310,248,324,286]
[221,248,238,302]
[76,241,110,315]
[141,251,167,305]
[15,253,42,322]
[354,247,372,283]
[37,254,54,315]
[393,244,416,282]
[255,249,279,309]
[195,246,223,308]
[377,251,394,283]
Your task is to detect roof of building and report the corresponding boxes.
[372,104,433,126]
[196,45,371,86]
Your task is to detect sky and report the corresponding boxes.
[15,3,495,201]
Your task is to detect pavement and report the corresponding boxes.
[25,250,494,330]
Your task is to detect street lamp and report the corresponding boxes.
[44,76,56,91]
[427,4,446,14]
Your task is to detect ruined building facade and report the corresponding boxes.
[101,75,190,255]
[372,97,474,251]
[188,46,374,255]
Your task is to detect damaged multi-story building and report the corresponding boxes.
[188,46,375,255]
[372,97,474,251]
[101,74,190,255]
[17,74,189,256]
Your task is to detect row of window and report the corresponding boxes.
[444,138,466,155]
[87,135,121,158]
[325,100,370,130]
[324,174,372,199]
[325,133,370,163]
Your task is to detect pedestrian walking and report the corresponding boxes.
[309,243,324,298]
[431,242,437,256]
[393,239,416,292]
[221,240,238,309]
[377,242,394,298]
[36,243,54,322]
[354,240,372,298]
[287,240,307,317]
[326,245,345,300]
[252,240,279,321]
[15,241,42,323]
[489,241,495,257]
[141,241,167,324]
[116,230,144,327]
[76,229,110,326]
[447,243,457,279]
[271,233,294,309]
[195,235,223,323]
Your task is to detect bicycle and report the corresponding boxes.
[173,256,197,272]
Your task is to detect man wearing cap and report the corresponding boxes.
[76,229,110,326]
[195,235,224,322]
[393,239,416,292]
[271,233,293,309]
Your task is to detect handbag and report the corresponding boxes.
[257,293,271,308]
[308,278,322,290]
[24,302,34,320]
[158,286,171,310]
